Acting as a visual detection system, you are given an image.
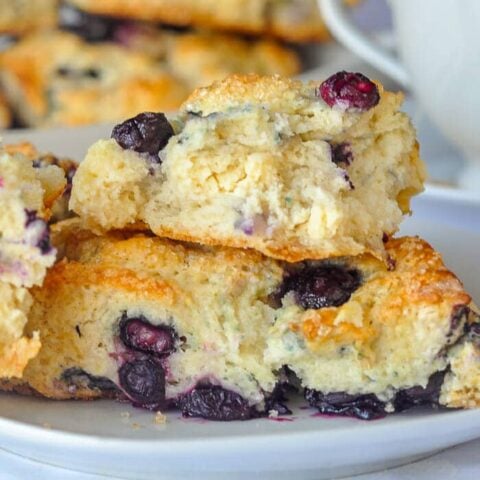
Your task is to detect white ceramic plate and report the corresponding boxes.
[0,128,479,480]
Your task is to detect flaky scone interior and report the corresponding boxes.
[71,73,425,263]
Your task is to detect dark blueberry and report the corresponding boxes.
[394,370,446,412]
[118,358,165,407]
[305,389,386,420]
[177,385,253,421]
[64,165,77,195]
[448,305,470,339]
[56,66,72,77]
[465,311,480,346]
[24,209,52,254]
[264,381,293,416]
[111,112,174,157]
[24,209,38,226]
[119,316,176,357]
[278,265,361,310]
[330,142,354,168]
[84,68,101,79]
[61,367,119,393]
[56,66,101,80]
[318,71,380,111]
[60,4,117,42]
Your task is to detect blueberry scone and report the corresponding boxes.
[71,72,425,263]
[6,221,479,419]
[0,146,66,378]
[64,0,357,43]
[266,237,480,418]
[14,219,288,420]
[0,146,66,287]
[0,0,58,35]
[0,31,188,128]
[4,142,78,223]
[61,8,301,82]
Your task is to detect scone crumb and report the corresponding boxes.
[131,422,143,430]
[42,422,52,429]
[154,411,167,424]
[268,409,279,418]
[120,411,131,419]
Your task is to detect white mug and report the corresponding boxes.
[319,0,480,191]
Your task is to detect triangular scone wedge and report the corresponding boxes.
[266,237,480,418]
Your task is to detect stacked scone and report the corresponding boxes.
[3,72,479,421]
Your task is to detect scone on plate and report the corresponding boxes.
[0,0,58,35]
[64,0,357,43]
[266,236,480,418]
[6,221,479,419]
[15,219,287,420]
[0,145,66,378]
[71,72,425,263]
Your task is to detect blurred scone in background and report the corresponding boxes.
[0,0,361,129]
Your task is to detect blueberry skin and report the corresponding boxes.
[177,385,254,421]
[305,389,387,420]
[118,358,165,408]
[394,371,446,412]
[119,316,176,358]
[277,265,362,310]
[111,112,174,157]
[318,71,380,111]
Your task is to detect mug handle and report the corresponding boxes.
[318,0,410,88]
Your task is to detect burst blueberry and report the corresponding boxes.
[279,265,361,310]
[318,71,380,111]
[119,316,176,357]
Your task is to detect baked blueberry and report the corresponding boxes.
[305,389,387,420]
[119,316,176,357]
[394,371,446,412]
[177,384,253,421]
[111,112,174,157]
[330,142,353,168]
[24,209,52,254]
[318,71,380,111]
[278,265,361,309]
[118,358,165,408]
